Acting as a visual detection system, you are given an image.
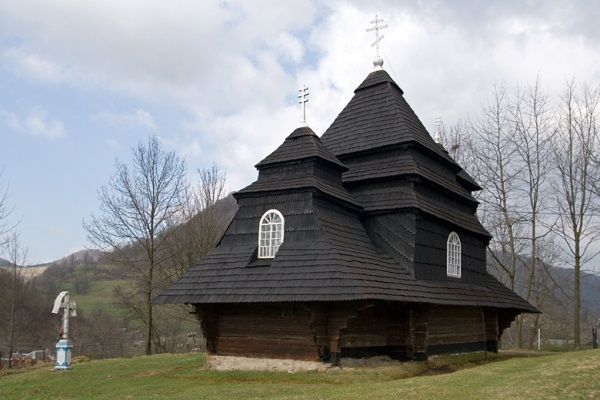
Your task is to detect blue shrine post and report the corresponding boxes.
[52,291,76,370]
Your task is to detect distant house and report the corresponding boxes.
[155,63,537,362]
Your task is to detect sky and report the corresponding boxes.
[1,0,600,264]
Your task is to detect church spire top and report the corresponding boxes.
[366,14,388,70]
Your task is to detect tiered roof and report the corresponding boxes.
[321,69,479,198]
[320,69,489,237]
[155,68,536,313]
[236,126,360,208]
[155,192,536,311]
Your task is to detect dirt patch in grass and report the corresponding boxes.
[207,355,330,372]
[206,351,515,377]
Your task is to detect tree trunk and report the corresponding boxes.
[574,237,581,349]
[516,317,524,349]
[146,289,153,356]
[8,265,16,368]
[8,294,15,368]
[530,314,540,349]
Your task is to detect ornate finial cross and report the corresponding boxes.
[366,14,388,69]
[298,83,309,126]
[434,117,443,143]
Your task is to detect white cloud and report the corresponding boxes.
[105,138,122,150]
[0,1,316,113]
[273,32,305,63]
[297,2,600,136]
[1,1,600,189]
[95,108,157,130]
[1,107,66,140]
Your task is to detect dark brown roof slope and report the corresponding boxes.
[236,175,361,208]
[321,69,455,165]
[153,197,536,312]
[342,150,477,204]
[457,169,482,191]
[239,125,360,208]
[256,126,346,170]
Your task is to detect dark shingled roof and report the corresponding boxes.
[256,126,346,170]
[236,175,361,208]
[154,197,536,312]
[350,185,490,237]
[318,69,489,239]
[321,69,456,164]
[457,169,482,191]
[238,125,360,208]
[155,68,535,314]
[342,150,478,204]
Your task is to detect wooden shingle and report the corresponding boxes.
[155,68,536,316]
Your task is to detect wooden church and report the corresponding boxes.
[155,26,537,362]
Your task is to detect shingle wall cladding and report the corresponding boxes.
[414,214,488,284]
[361,212,417,273]
[343,178,488,237]
[341,146,476,204]
[237,159,360,208]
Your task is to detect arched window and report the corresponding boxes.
[258,209,284,259]
[447,232,461,278]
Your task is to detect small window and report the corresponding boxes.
[447,232,461,278]
[258,209,284,259]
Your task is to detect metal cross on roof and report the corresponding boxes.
[434,117,444,143]
[298,83,309,126]
[366,14,388,69]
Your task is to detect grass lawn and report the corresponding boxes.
[1,350,599,399]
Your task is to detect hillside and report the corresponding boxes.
[1,350,599,399]
[35,260,127,317]
[34,249,104,270]
[0,249,106,279]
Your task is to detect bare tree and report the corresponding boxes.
[552,80,600,349]
[84,136,186,355]
[511,77,554,346]
[469,85,524,292]
[435,118,472,168]
[3,232,28,368]
[198,164,227,212]
[0,170,12,247]
[162,163,230,281]
[529,237,570,347]
[148,164,236,353]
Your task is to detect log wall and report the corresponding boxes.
[195,302,505,362]
[338,303,410,360]
[202,303,320,361]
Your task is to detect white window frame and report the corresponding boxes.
[447,231,461,278]
[258,209,284,259]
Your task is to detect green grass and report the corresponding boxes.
[1,350,599,399]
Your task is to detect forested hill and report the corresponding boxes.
[30,249,105,269]
[551,267,600,316]
[0,249,106,278]
[488,251,600,346]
